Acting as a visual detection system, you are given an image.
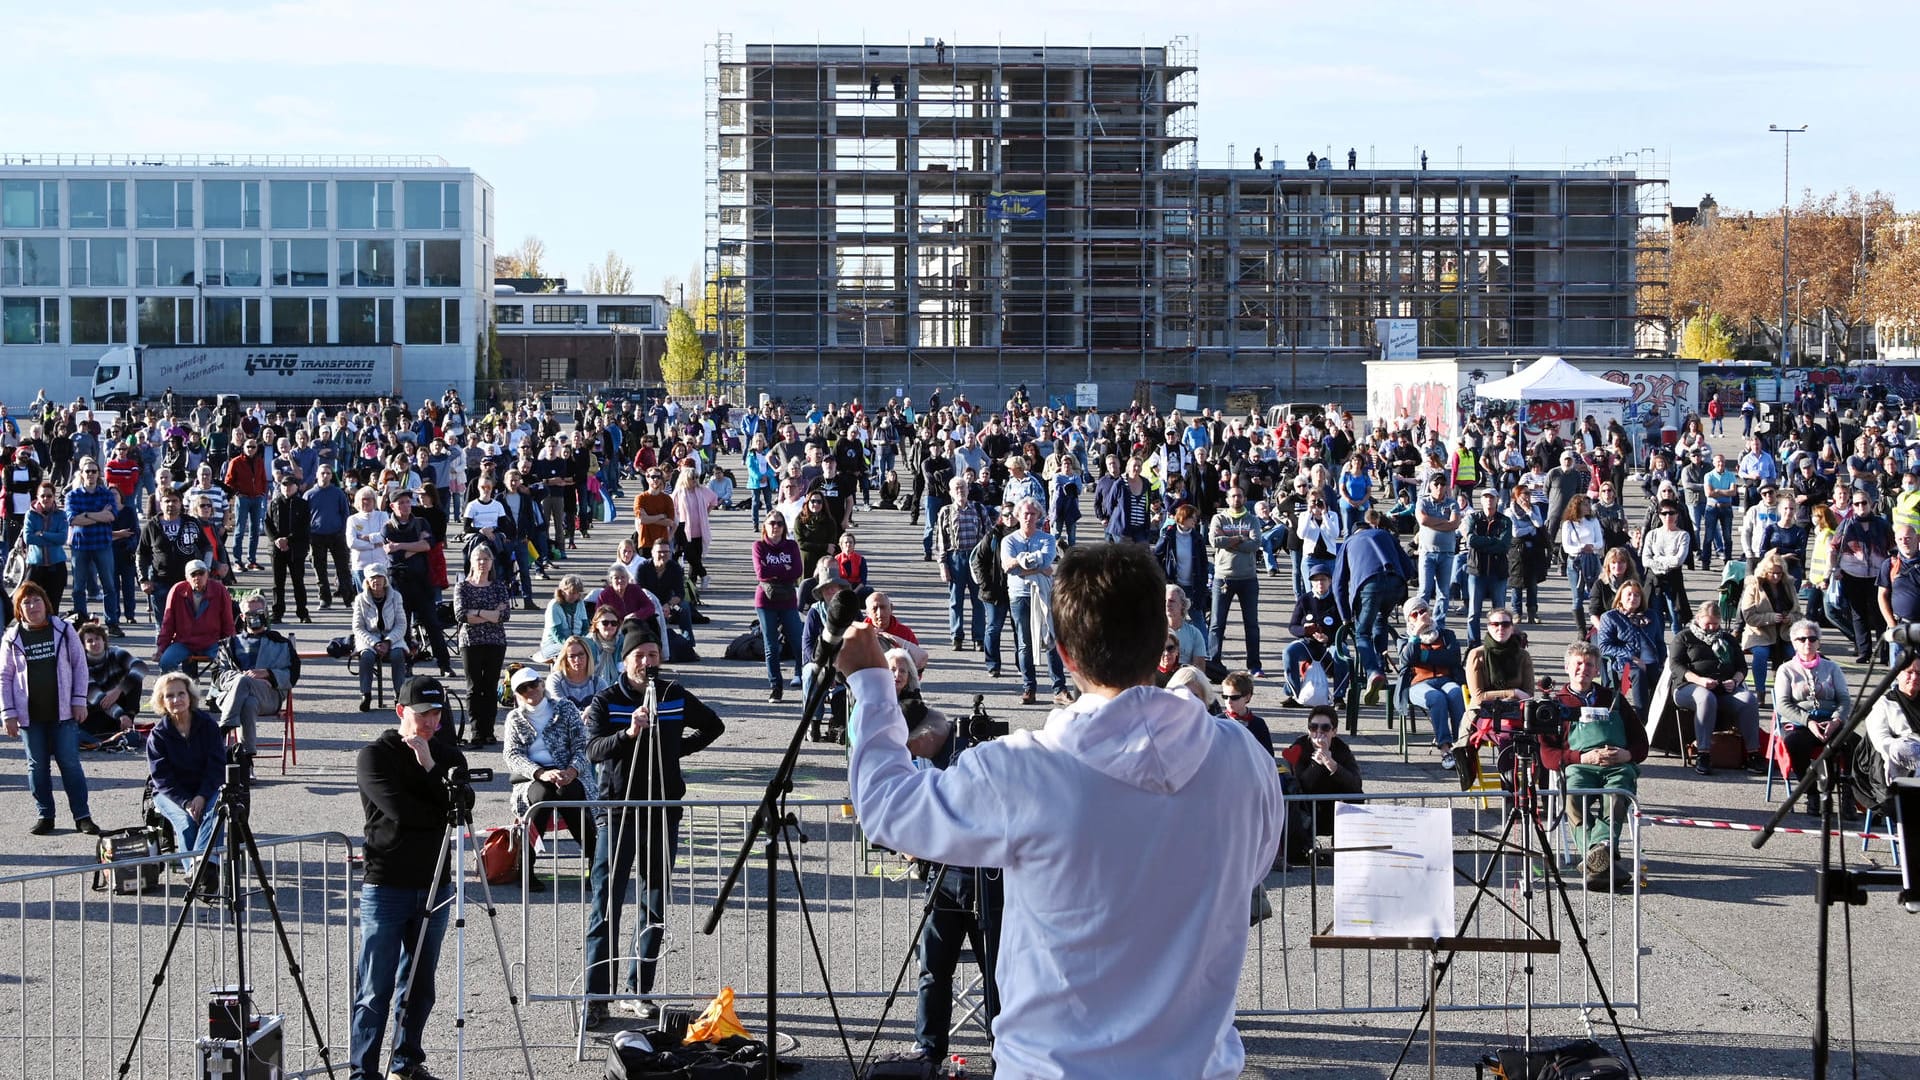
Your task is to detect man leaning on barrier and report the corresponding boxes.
[1538,640,1646,893]
[582,616,725,1028]
[841,542,1284,1079]
[351,675,466,1080]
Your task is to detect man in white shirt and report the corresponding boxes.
[841,542,1284,1079]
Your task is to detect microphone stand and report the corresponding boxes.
[701,592,863,1079]
[1750,648,1900,1080]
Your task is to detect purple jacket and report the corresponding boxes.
[0,617,89,727]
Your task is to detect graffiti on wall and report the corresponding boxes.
[1391,381,1454,439]
[1603,371,1691,427]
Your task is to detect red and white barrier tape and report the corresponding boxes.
[1642,814,1896,843]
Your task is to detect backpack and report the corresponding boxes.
[1293,657,1333,706]
[1482,1039,1629,1080]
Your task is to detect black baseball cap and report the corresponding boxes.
[397,676,447,712]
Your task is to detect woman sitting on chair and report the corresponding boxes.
[1668,604,1765,777]
[1462,606,1536,783]
[1596,578,1665,721]
[1399,597,1468,772]
[1773,618,1852,815]
[146,671,224,874]
[1738,552,1797,701]
[1282,704,1363,858]
[503,666,595,890]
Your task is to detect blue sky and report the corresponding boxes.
[12,1,1913,291]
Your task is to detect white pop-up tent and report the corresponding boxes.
[1473,355,1634,401]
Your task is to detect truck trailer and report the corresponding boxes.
[90,344,404,406]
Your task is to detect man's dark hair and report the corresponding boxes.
[1052,543,1167,688]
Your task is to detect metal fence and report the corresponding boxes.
[520,790,1641,1022]
[0,831,359,1080]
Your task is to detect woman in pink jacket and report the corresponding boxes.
[1,581,96,836]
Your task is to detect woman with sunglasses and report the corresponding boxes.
[1640,499,1694,631]
[1835,489,1892,664]
[504,666,595,889]
[1398,597,1467,770]
[1462,606,1534,766]
[754,514,805,702]
[1282,703,1362,854]
[794,491,839,589]
[584,611,625,682]
[1773,619,1852,812]
[1559,495,1604,625]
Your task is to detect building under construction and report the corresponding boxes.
[704,38,1669,410]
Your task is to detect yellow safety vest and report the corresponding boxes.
[1453,448,1478,485]
[1896,488,1920,534]
[1807,525,1835,588]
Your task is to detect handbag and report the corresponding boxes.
[479,825,521,886]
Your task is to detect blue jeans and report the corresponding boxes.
[115,550,140,621]
[1751,642,1779,699]
[1700,502,1733,561]
[70,546,119,625]
[158,642,195,673]
[1009,594,1064,693]
[945,553,984,645]
[981,600,1007,675]
[1465,573,1508,641]
[235,494,266,562]
[584,810,678,997]
[1566,555,1598,623]
[23,719,89,822]
[923,495,950,557]
[1209,576,1262,670]
[1419,550,1457,628]
[351,882,451,1080]
[152,790,220,873]
[1058,518,1078,546]
[1410,678,1467,747]
[1261,522,1289,571]
[914,867,998,1057]
[756,606,803,687]
[750,486,773,531]
[1352,576,1407,677]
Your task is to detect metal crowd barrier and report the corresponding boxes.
[0,831,359,1080]
[518,797,933,1012]
[1247,787,1643,1020]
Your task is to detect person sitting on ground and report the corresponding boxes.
[1773,618,1852,815]
[1155,633,1185,688]
[351,564,410,713]
[211,592,299,755]
[1281,703,1363,860]
[1165,585,1209,669]
[536,575,592,663]
[1538,641,1646,892]
[546,634,610,712]
[145,670,225,874]
[1461,605,1536,782]
[1219,671,1275,758]
[1164,665,1219,715]
[79,620,147,751]
[1398,596,1467,771]
[634,537,699,639]
[595,562,664,643]
[154,559,234,674]
[1668,604,1764,776]
[503,666,596,891]
[585,608,625,684]
[1283,567,1349,706]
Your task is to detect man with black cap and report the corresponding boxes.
[351,674,465,1080]
[582,616,724,1026]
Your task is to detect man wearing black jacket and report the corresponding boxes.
[582,618,724,1026]
[351,676,465,1080]
[265,474,312,623]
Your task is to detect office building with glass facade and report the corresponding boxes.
[0,155,492,404]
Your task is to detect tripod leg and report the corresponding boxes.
[457,814,538,1080]
[232,811,341,1078]
[1527,800,1645,1080]
[114,801,230,1079]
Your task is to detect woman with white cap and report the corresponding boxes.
[503,665,594,889]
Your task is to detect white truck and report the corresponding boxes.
[90,343,404,406]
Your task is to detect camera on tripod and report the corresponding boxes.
[966,694,1008,743]
[1522,698,1578,740]
[444,765,492,815]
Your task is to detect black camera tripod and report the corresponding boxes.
[117,748,338,1078]
[1388,729,1642,1080]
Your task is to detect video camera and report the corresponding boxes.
[965,694,1008,743]
[444,765,493,816]
[1523,697,1579,738]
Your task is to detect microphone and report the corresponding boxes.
[1887,624,1920,649]
[817,590,864,650]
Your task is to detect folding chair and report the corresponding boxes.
[255,688,298,774]
[1862,807,1904,866]
[1764,710,1811,803]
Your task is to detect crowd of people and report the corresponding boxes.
[10,377,1920,1077]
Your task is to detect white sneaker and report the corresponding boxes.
[1439,748,1457,771]
[612,999,657,1020]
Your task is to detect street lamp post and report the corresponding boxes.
[1768,124,1806,403]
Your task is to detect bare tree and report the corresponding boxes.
[584,249,635,294]
[497,235,549,279]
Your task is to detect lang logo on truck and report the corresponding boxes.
[246,352,307,376]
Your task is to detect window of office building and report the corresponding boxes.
[404,239,461,287]
[204,297,262,345]
[71,297,128,345]
[340,297,394,345]
[2,237,60,287]
[494,304,524,325]
[137,238,197,287]
[539,357,570,381]
[203,180,262,229]
[532,304,587,324]
[2,297,58,344]
[271,239,329,287]
[67,238,127,288]
[272,296,327,344]
[405,297,459,345]
[404,180,461,229]
[598,304,653,325]
[338,239,395,287]
[70,180,127,229]
[1,181,59,228]
[204,239,262,287]
[270,180,327,229]
[136,180,194,228]
[338,181,395,229]
[136,296,194,344]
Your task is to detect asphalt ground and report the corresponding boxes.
[1,426,1915,1079]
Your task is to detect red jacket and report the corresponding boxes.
[157,579,235,656]
[223,452,269,498]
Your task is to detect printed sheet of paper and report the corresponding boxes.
[1329,803,1455,938]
